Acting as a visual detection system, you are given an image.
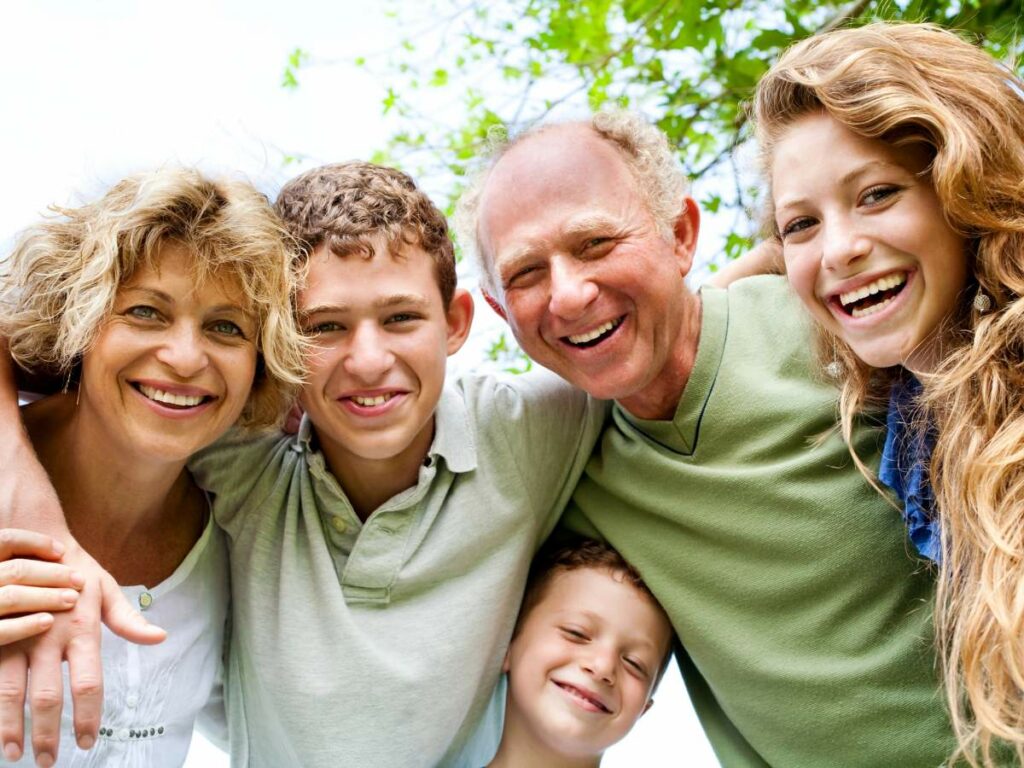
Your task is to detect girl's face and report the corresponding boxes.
[78,243,258,464]
[772,111,968,373]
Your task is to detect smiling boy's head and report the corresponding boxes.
[502,539,673,763]
[276,161,457,307]
[273,163,472,496]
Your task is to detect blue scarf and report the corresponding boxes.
[878,374,941,563]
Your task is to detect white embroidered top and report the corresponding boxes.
[16,515,228,768]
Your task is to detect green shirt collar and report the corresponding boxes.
[616,286,728,455]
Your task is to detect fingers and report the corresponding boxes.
[0,529,65,563]
[65,630,102,751]
[0,648,27,761]
[0,614,55,646]
[26,642,64,768]
[0,558,84,591]
[99,575,165,645]
[0,584,80,620]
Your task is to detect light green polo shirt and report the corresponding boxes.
[189,369,606,768]
[564,276,954,767]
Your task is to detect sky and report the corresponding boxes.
[1,2,721,765]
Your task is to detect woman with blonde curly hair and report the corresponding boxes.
[754,21,1024,766]
[0,167,304,767]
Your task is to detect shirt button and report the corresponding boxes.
[118,728,130,740]
[138,592,153,610]
[331,516,347,534]
[126,694,138,708]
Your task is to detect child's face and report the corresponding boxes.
[503,567,672,759]
[296,240,471,467]
[772,111,968,373]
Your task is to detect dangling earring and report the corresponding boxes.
[824,360,843,379]
[973,289,992,313]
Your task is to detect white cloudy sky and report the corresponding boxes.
[0,2,720,765]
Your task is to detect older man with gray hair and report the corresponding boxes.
[460,110,953,767]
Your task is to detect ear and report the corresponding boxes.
[641,697,655,717]
[445,288,475,356]
[482,289,507,321]
[671,197,701,277]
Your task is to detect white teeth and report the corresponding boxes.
[567,318,621,345]
[839,273,906,307]
[851,295,897,318]
[138,384,205,407]
[352,394,395,407]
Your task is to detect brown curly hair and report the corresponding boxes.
[275,161,457,306]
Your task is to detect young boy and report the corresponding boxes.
[181,162,608,767]
[489,539,673,767]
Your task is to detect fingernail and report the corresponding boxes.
[61,589,80,604]
[3,742,21,760]
[35,752,54,768]
[77,733,95,749]
[50,540,65,556]
[69,571,85,588]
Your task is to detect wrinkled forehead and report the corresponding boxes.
[477,127,639,257]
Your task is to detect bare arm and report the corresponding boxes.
[0,344,165,764]
[706,239,784,289]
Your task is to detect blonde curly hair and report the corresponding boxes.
[1,167,306,429]
[755,22,1024,766]
[455,109,687,298]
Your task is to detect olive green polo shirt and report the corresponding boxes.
[564,276,954,767]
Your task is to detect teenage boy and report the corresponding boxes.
[489,539,673,768]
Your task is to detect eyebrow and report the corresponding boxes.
[120,286,252,317]
[495,214,625,276]
[775,160,908,213]
[301,293,431,316]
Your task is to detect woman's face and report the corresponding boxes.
[78,243,258,464]
[772,111,968,373]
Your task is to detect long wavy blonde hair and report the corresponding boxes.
[754,22,1024,766]
[1,167,306,428]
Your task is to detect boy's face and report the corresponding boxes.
[296,239,471,469]
[503,567,672,759]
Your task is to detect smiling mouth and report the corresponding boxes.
[563,316,625,348]
[555,681,611,713]
[837,273,907,319]
[134,383,213,409]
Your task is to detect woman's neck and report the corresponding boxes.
[23,393,203,584]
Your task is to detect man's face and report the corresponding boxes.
[477,126,698,405]
[296,241,471,472]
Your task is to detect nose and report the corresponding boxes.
[548,256,598,319]
[343,323,395,382]
[155,322,209,378]
[581,645,616,685]
[821,215,871,273]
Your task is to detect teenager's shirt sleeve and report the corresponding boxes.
[456,367,609,543]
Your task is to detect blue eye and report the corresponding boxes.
[305,321,344,335]
[127,305,159,320]
[210,320,244,337]
[861,185,899,206]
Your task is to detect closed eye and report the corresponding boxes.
[624,656,649,678]
[560,626,589,642]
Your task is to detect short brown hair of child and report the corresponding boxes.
[519,538,674,681]
[274,161,457,306]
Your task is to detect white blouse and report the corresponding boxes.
[17,515,229,768]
